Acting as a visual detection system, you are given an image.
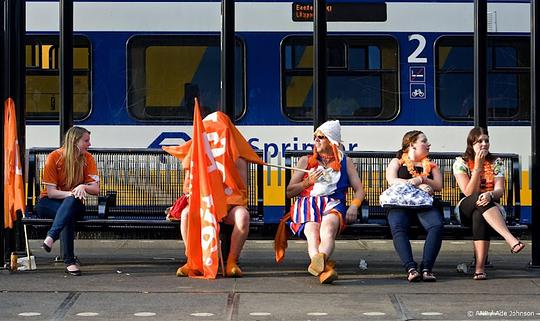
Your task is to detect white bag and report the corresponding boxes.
[380,183,433,208]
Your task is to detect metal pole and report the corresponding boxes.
[15,0,25,156]
[1,0,5,267]
[60,0,73,144]
[313,0,327,130]
[473,0,488,129]
[2,0,25,266]
[530,0,540,267]
[14,0,25,253]
[221,0,235,122]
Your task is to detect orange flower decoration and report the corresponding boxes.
[400,154,432,178]
[467,160,494,192]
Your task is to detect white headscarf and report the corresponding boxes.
[315,120,342,146]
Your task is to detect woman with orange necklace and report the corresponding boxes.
[286,120,365,284]
[385,130,443,282]
[453,127,524,280]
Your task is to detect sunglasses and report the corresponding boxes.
[313,135,327,140]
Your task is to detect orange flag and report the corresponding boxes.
[163,110,263,206]
[4,98,25,229]
[185,101,228,279]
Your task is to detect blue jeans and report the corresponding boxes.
[387,207,444,272]
[35,196,85,265]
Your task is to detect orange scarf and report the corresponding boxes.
[308,145,341,171]
[467,160,494,192]
[400,154,432,178]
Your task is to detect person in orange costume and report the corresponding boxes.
[164,110,263,278]
[281,120,365,284]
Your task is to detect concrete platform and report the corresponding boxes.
[1,239,539,321]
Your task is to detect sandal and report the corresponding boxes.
[422,270,437,282]
[473,272,487,280]
[407,268,421,282]
[65,264,82,276]
[510,241,525,254]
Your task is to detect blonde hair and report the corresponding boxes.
[62,126,90,189]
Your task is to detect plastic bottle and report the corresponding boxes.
[10,252,18,272]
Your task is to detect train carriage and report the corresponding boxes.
[24,0,532,224]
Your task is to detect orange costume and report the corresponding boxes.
[163,105,263,279]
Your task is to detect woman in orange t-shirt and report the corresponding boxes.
[36,126,100,276]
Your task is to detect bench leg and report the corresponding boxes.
[219,223,233,263]
[54,241,64,262]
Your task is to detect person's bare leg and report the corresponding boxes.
[224,206,250,262]
[304,222,326,276]
[318,214,340,284]
[303,222,321,259]
[473,240,489,279]
[176,207,191,276]
[223,206,250,277]
[180,207,189,249]
[482,207,521,249]
[318,214,340,258]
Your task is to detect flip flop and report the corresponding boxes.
[510,241,525,254]
[473,272,487,280]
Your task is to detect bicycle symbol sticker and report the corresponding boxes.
[410,83,426,100]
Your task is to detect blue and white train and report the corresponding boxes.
[24,0,532,223]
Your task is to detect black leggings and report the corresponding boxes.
[459,192,497,241]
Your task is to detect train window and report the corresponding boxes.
[435,36,530,121]
[282,36,398,121]
[127,35,245,120]
[25,36,91,120]
[350,46,381,70]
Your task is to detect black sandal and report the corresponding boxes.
[407,268,421,282]
[473,272,487,280]
[65,265,82,276]
[510,241,525,254]
[42,243,51,253]
[422,270,437,282]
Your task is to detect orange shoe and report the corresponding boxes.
[319,266,338,284]
[326,259,336,269]
[307,253,326,276]
[176,263,189,277]
[226,261,243,278]
[176,263,202,277]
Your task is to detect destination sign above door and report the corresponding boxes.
[292,2,387,22]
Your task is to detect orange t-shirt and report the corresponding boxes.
[40,148,99,198]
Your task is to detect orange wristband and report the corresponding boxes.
[351,198,361,208]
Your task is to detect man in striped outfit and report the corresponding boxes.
[286,120,365,284]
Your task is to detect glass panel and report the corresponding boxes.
[327,75,382,117]
[327,40,346,68]
[435,36,530,121]
[25,44,40,68]
[368,46,381,69]
[350,47,366,70]
[282,36,398,121]
[25,36,91,120]
[437,73,474,118]
[127,35,245,120]
[437,45,473,70]
[488,73,518,114]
